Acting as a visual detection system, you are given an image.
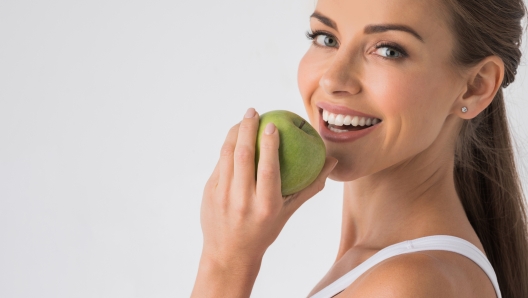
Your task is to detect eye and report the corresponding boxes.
[305,30,339,48]
[376,47,402,59]
[316,34,338,48]
[374,42,408,60]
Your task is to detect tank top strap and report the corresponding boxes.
[309,235,501,298]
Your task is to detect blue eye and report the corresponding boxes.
[315,35,337,47]
[376,47,402,58]
[374,42,408,60]
[305,30,339,48]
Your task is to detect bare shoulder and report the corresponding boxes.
[336,252,457,298]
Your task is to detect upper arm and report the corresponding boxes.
[338,252,457,298]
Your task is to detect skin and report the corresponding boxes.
[192,0,505,297]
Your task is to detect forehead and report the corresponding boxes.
[314,0,449,43]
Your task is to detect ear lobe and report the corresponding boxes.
[454,56,505,120]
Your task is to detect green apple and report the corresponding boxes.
[255,110,326,196]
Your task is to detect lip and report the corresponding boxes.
[316,102,381,119]
[317,106,381,143]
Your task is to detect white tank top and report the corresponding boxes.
[309,235,501,298]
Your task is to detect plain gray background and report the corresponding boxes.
[1,0,527,297]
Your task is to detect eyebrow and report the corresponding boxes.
[365,24,424,43]
[310,11,338,31]
[310,11,424,43]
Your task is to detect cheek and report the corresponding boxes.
[365,69,419,119]
[366,68,447,149]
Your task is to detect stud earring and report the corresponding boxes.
[461,106,468,113]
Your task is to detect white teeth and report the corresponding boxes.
[329,126,349,133]
[328,113,336,124]
[335,114,344,126]
[351,116,359,126]
[344,115,352,125]
[359,117,366,126]
[321,109,381,127]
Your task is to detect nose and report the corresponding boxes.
[319,50,362,97]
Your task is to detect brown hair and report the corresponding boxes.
[444,0,528,296]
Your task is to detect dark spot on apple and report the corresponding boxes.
[298,120,306,129]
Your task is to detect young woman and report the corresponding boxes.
[191,0,528,297]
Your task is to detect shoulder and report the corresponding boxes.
[338,252,457,298]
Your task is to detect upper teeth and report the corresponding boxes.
[322,109,381,126]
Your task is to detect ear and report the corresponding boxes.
[452,56,504,119]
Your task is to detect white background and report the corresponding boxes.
[1,0,527,297]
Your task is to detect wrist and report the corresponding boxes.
[191,253,263,298]
[199,251,264,275]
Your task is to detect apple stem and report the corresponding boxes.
[298,120,306,129]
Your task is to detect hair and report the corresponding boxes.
[443,0,528,296]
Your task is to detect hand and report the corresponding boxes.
[199,107,338,268]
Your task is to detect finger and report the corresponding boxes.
[216,123,240,191]
[255,122,282,201]
[232,108,260,196]
[283,156,338,212]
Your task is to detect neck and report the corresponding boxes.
[335,147,469,260]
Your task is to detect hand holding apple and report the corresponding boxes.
[255,110,326,196]
[193,108,337,297]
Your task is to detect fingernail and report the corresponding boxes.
[244,108,256,118]
[264,123,275,135]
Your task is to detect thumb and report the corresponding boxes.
[282,156,338,211]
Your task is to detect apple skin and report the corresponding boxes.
[255,110,326,196]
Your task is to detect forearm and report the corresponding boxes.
[190,254,263,298]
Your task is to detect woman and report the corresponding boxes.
[191,0,528,297]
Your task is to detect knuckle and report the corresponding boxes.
[213,189,230,210]
[234,146,254,164]
[220,143,235,158]
[238,121,254,133]
[255,205,274,222]
[232,200,250,217]
[259,138,277,151]
[258,165,277,181]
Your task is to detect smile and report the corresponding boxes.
[316,103,383,143]
[322,109,382,132]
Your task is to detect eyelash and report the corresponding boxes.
[305,30,409,60]
[304,30,335,49]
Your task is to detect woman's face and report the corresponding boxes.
[298,0,464,181]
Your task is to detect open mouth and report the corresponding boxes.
[319,108,382,133]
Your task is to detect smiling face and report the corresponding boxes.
[298,0,466,181]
